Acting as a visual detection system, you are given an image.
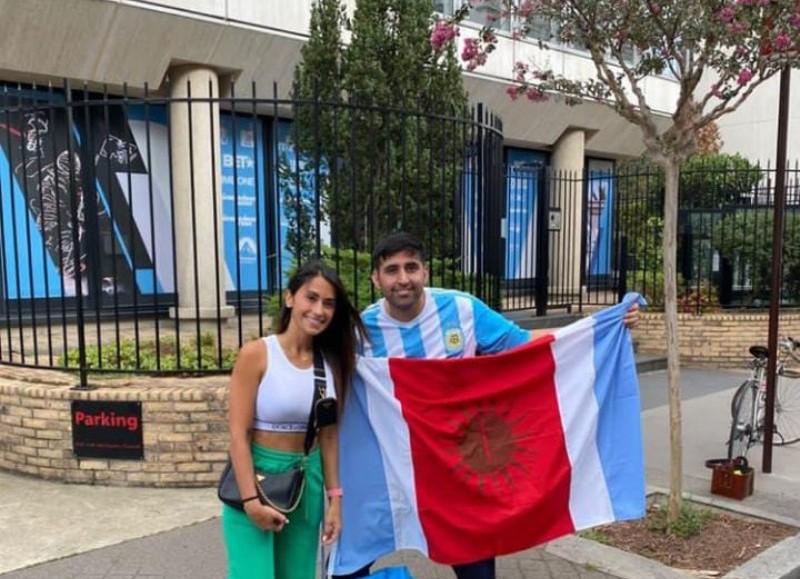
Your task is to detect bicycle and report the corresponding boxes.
[727,337,800,460]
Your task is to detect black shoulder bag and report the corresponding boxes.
[217,348,327,512]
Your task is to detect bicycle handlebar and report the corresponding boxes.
[780,336,800,364]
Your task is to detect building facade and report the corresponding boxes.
[0,0,681,318]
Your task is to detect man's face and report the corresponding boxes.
[371,250,429,320]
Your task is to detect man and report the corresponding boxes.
[337,231,639,579]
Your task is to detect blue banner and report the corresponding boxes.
[587,163,614,276]
[220,114,268,292]
[505,148,546,280]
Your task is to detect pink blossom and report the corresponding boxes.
[506,85,520,101]
[737,69,754,86]
[461,38,488,71]
[774,33,793,51]
[726,21,748,34]
[791,13,800,28]
[518,0,536,20]
[430,21,458,52]
[526,87,548,102]
[736,0,756,5]
[711,83,725,99]
[718,7,735,22]
[462,38,481,61]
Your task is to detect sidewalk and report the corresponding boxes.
[1,367,799,579]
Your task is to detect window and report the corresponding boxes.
[433,0,455,15]
[468,1,510,30]
[526,14,554,41]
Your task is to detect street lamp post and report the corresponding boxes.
[763,64,791,473]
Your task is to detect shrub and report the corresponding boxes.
[60,334,238,373]
[711,209,800,305]
[678,281,721,314]
[646,502,714,539]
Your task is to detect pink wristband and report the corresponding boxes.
[326,487,343,498]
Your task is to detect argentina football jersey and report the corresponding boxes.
[361,288,529,359]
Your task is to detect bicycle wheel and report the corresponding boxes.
[728,381,756,460]
[774,374,800,445]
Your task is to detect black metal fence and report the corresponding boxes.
[0,81,504,382]
[499,160,800,316]
[616,161,800,314]
[1,81,794,379]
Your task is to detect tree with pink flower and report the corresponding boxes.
[434,0,800,523]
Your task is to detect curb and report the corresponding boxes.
[545,486,800,579]
[635,355,668,374]
[722,534,800,579]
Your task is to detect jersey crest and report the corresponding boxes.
[444,327,464,354]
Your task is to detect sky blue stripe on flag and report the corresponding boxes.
[591,292,647,521]
[336,372,396,573]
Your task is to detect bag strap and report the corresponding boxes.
[302,347,325,456]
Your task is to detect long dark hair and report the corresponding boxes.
[276,261,366,396]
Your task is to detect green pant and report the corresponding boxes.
[222,444,323,579]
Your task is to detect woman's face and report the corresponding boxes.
[284,274,337,336]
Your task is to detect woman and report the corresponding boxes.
[223,261,366,579]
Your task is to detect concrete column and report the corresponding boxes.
[549,128,586,298]
[168,65,234,321]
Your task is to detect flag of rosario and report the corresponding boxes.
[331,294,646,575]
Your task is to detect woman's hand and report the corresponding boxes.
[321,499,342,545]
[244,501,289,532]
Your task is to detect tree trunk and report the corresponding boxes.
[662,159,683,523]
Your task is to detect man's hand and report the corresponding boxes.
[623,303,640,329]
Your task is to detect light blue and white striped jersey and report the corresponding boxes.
[360,287,529,359]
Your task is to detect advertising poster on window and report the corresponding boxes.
[505,148,546,281]
[0,91,85,299]
[220,114,268,292]
[586,159,615,277]
[0,94,175,303]
[89,103,174,301]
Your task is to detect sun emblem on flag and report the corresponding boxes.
[448,401,535,495]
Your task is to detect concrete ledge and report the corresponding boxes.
[547,486,800,579]
[636,355,668,374]
[546,535,689,579]
[723,534,800,579]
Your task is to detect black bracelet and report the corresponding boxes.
[242,495,260,504]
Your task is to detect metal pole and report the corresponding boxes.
[65,80,89,390]
[763,64,791,473]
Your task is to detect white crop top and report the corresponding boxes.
[253,335,337,433]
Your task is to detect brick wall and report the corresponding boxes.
[3,309,800,486]
[634,311,800,368]
[0,368,230,487]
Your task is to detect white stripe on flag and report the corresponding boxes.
[360,358,429,552]
[552,317,615,529]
